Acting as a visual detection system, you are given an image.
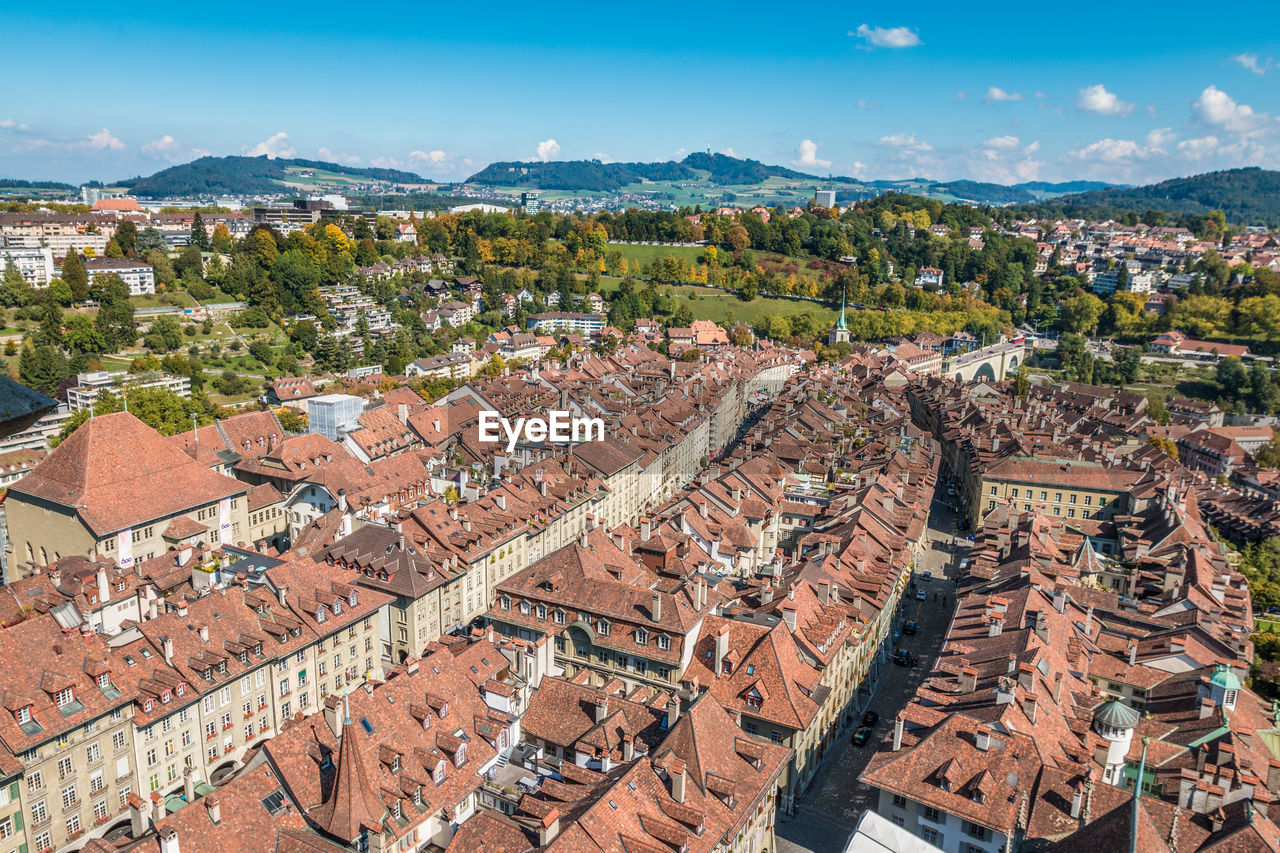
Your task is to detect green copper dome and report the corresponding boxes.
[1094,699,1140,730]
[1210,663,1241,692]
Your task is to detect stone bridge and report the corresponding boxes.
[943,341,1025,382]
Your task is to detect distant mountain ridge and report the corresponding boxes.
[464,154,1111,203]
[116,156,427,198]
[1040,167,1280,225]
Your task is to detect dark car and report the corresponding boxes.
[851,726,873,746]
[904,620,917,635]
[862,710,880,727]
[894,649,910,666]
[922,571,933,580]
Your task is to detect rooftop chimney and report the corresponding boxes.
[960,666,978,694]
[1070,783,1084,819]
[162,636,174,666]
[640,519,651,541]
[205,795,221,825]
[975,726,991,751]
[715,625,730,670]
[1128,642,1138,667]
[651,593,662,622]
[594,696,609,723]
[892,716,904,751]
[670,759,687,803]
[198,625,209,643]
[278,585,288,608]
[96,567,110,604]
[158,828,180,853]
[337,489,347,513]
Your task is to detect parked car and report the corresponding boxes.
[895,649,910,666]
[851,726,873,746]
[905,621,917,635]
[916,590,928,601]
[862,710,880,727]
[922,571,932,580]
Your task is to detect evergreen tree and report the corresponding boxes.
[1,260,31,307]
[18,343,68,395]
[94,275,137,349]
[35,293,64,347]
[190,212,210,250]
[61,251,89,302]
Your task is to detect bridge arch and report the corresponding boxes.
[974,362,996,381]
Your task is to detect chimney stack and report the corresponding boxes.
[651,593,662,622]
[892,716,904,751]
[205,795,221,825]
[715,626,730,670]
[975,726,991,751]
[158,828,180,853]
[1070,783,1084,819]
[162,636,174,666]
[278,585,288,608]
[594,696,609,723]
[670,759,687,803]
[1128,642,1138,667]
[97,567,110,604]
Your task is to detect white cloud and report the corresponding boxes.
[856,100,881,109]
[534,138,560,161]
[1234,53,1272,75]
[86,128,125,151]
[984,86,1025,103]
[0,118,31,131]
[369,156,402,169]
[850,24,921,48]
[1177,135,1222,160]
[592,152,615,163]
[1076,84,1134,116]
[410,149,452,167]
[1144,127,1176,150]
[1024,140,1041,154]
[142,134,181,154]
[793,139,831,169]
[954,91,968,101]
[982,135,1021,150]
[1034,91,1049,99]
[1067,138,1152,163]
[316,147,362,165]
[244,132,294,158]
[1192,85,1269,133]
[875,133,933,152]
[674,147,688,158]
[720,147,740,158]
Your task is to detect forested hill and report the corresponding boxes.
[116,156,427,197]
[466,152,824,191]
[1021,167,1280,225]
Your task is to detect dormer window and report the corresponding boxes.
[333,600,342,615]
[96,673,110,689]
[519,601,530,616]
[348,591,358,607]
[536,604,547,620]
[421,715,431,731]
[433,761,445,784]
[598,619,610,637]
[455,742,468,767]
[636,628,648,645]
[722,660,733,675]
[254,644,262,656]
[500,596,511,611]
[54,688,74,708]
[972,790,985,803]
[15,707,31,724]
[291,627,301,638]
[391,755,401,773]
[176,684,185,697]
[144,699,153,712]
[438,703,449,720]
[414,787,422,806]
[161,691,171,704]
[657,634,671,651]
[554,609,566,625]
[204,668,213,680]
[116,582,126,592]
[316,608,326,623]
[239,651,248,664]
[392,800,402,819]
[218,661,228,674]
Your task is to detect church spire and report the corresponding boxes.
[310,692,385,843]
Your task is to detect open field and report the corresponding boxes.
[673,286,837,327]
[608,242,706,266]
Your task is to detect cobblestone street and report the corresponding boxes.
[776,487,968,853]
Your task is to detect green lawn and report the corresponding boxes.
[674,286,837,327]
[608,242,707,267]
[131,291,196,310]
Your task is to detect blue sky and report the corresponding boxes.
[2,1,1279,186]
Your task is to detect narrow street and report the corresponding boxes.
[776,484,969,853]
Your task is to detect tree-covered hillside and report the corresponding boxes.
[1023,168,1280,226]
[116,156,426,197]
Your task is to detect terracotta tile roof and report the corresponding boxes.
[9,411,246,536]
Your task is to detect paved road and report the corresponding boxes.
[776,486,969,853]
